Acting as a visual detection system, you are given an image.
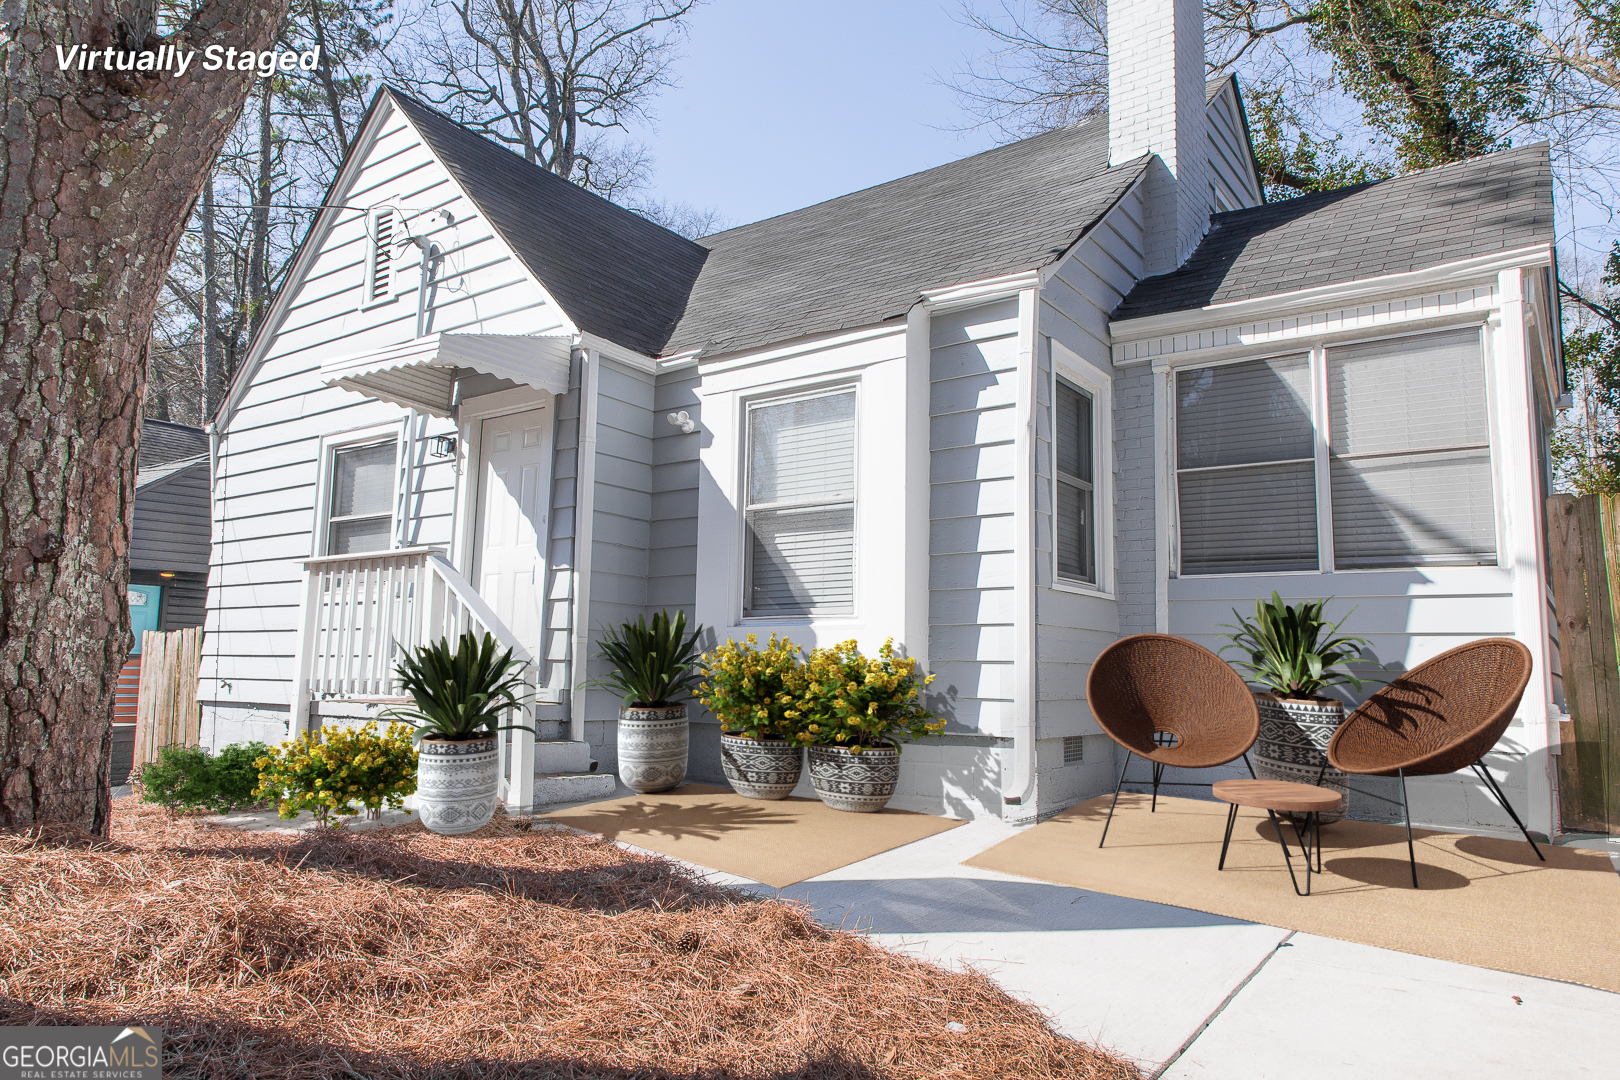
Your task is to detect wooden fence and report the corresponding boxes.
[130,626,203,766]
[1547,494,1620,836]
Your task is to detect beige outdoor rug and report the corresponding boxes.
[965,793,1620,993]
[541,784,961,888]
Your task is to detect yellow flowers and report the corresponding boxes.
[255,721,418,825]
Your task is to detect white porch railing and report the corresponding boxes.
[291,546,536,808]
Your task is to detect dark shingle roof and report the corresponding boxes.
[665,117,1147,357]
[139,419,208,468]
[1113,142,1553,322]
[389,92,708,357]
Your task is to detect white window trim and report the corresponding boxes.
[1050,338,1114,597]
[313,421,405,557]
[739,380,861,622]
[360,205,399,311]
[1167,322,1501,578]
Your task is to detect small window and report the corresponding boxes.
[1055,377,1096,584]
[1328,327,1495,567]
[326,441,396,554]
[744,388,856,616]
[1176,354,1317,574]
[365,207,395,303]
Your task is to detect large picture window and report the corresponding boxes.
[326,441,396,555]
[1176,353,1317,574]
[1174,327,1496,575]
[744,387,857,616]
[1055,377,1096,584]
[1328,327,1495,567]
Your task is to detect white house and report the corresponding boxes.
[202,0,1564,834]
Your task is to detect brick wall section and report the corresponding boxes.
[1113,362,1157,636]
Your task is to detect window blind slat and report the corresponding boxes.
[1055,381,1092,483]
[329,517,393,556]
[748,506,854,614]
[1056,480,1094,582]
[749,392,856,504]
[331,443,395,518]
[1177,354,1313,470]
[1328,327,1495,567]
[1179,462,1318,574]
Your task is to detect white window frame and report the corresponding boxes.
[739,381,860,621]
[1051,338,1113,596]
[313,421,405,557]
[1169,321,1500,577]
[360,205,399,310]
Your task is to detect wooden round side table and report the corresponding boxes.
[1213,779,1343,896]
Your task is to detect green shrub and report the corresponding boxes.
[588,610,706,707]
[697,632,801,740]
[138,741,270,813]
[783,638,944,752]
[386,631,535,743]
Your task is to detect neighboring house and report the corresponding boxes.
[114,418,212,782]
[203,0,1564,835]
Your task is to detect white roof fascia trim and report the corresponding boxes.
[657,349,702,372]
[923,269,1044,310]
[135,453,209,492]
[695,321,908,377]
[1111,242,1555,341]
[575,331,657,374]
[321,333,574,416]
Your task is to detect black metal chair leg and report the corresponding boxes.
[1471,761,1546,862]
[1218,802,1238,870]
[1399,767,1418,889]
[1099,751,1132,848]
[1244,752,1256,779]
[1151,760,1164,812]
[1267,809,1311,896]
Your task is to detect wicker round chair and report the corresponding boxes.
[1327,637,1540,888]
[1088,634,1260,847]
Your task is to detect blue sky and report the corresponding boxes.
[636,0,1003,229]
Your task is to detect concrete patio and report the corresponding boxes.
[544,781,1620,1079]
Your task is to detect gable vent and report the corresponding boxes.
[366,208,395,303]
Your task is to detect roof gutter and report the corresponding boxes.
[1002,286,1041,819]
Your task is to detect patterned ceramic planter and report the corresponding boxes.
[416,735,500,835]
[618,705,689,793]
[1254,693,1350,823]
[720,735,802,800]
[808,743,900,813]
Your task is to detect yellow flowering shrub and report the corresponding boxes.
[254,722,419,825]
[697,633,802,741]
[783,638,945,753]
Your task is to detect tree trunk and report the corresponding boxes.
[0,0,287,834]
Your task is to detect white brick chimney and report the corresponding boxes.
[1109,0,1209,274]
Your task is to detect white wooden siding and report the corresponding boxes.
[203,97,571,747]
[1205,83,1263,210]
[930,300,1020,736]
[651,369,701,612]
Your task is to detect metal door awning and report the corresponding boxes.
[320,333,573,417]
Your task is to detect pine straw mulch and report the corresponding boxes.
[0,798,1140,1080]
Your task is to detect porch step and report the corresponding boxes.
[533,740,595,776]
[533,771,616,806]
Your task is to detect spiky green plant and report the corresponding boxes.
[384,631,535,744]
[1220,592,1372,700]
[588,610,707,707]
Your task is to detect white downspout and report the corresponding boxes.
[1004,288,1041,818]
[568,348,600,739]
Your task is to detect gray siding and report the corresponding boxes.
[132,464,212,576]
[1205,83,1263,210]
[650,368,701,612]
[929,299,1020,737]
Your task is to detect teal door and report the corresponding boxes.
[128,585,161,653]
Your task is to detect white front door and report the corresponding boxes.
[472,408,551,652]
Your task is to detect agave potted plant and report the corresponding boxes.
[786,638,945,813]
[1221,593,1372,822]
[385,631,534,835]
[590,610,706,794]
[698,633,804,799]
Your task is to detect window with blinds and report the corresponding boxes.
[1055,378,1096,584]
[744,388,857,616]
[1176,354,1318,574]
[366,208,394,303]
[1328,327,1495,567]
[327,441,396,555]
